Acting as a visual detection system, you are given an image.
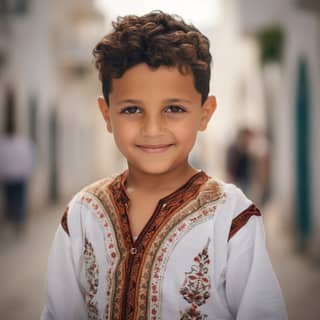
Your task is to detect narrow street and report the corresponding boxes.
[0,204,63,320]
[0,201,319,319]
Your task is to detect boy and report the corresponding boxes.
[41,11,287,320]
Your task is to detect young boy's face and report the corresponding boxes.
[98,63,216,176]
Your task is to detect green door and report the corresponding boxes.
[295,57,311,251]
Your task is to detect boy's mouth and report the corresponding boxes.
[136,144,174,153]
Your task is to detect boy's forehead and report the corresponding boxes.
[109,63,201,103]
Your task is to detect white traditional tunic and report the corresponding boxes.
[41,171,287,320]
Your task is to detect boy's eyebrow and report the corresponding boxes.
[116,99,143,105]
[115,98,193,105]
[163,98,192,104]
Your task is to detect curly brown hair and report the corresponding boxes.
[93,11,212,105]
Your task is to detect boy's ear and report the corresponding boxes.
[97,96,112,133]
[199,95,217,131]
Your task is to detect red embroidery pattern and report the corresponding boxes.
[90,178,131,319]
[228,204,261,241]
[84,237,100,320]
[180,238,211,320]
[60,207,69,235]
[80,191,120,319]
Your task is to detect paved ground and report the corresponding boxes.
[0,202,320,319]
[0,203,63,320]
[264,202,320,320]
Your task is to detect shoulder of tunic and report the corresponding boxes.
[199,177,248,207]
[181,176,224,212]
[204,179,262,241]
[222,182,262,241]
[59,173,122,236]
[79,175,117,197]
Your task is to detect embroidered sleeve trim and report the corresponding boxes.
[60,207,69,236]
[228,204,261,241]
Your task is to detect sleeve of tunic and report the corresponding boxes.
[41,200,88,320]
[225,214,287,320]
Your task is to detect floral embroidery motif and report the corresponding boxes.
[84,237,100,320]
[180,238,211,320]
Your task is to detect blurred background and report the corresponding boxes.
[0,0,319,319]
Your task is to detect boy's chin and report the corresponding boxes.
[127,162,181,176]
[130,167,171,176]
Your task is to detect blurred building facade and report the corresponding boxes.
[196,0,266,180]
[236,0,320,258]
[1,0,319,260]
[0,0,123,212]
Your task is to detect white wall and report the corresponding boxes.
[235,0,320,257]
[0,0,119,211]
[201,0,266,179]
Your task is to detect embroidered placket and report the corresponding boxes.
[109,170,209,320]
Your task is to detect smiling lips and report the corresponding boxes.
[136,144,174,153]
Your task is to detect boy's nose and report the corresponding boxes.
[141,114,164,136]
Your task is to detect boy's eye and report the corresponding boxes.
[120,106,142,114]
[165,105,186,113]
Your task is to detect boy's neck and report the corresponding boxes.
[125,164,200,194]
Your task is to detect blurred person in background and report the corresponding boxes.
[0,94,34,234]
[226,127,271,206]
[226,127,254,194]
[250,129,271,206]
